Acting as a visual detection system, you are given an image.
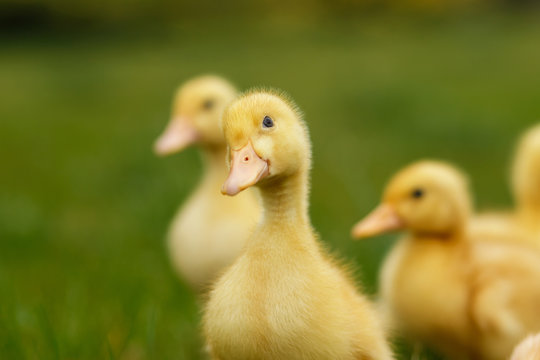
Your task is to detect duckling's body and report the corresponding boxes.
[382,232,540,360]
[470,212,538,249]
[155,76,260,291]
[204,91,393,360]
[380,235,473,358]
[353,161,540,360]
[470,241,540,360]
[207,180,390,360]
[167,147,259,290]
[472,124,540,247]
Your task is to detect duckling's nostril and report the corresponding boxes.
[243,156,250,162]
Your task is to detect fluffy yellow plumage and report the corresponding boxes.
[352,161,540,360]
[472,124,540,247]
[154,75,261,292]
[510,333,540,360]
[204,90,394,360]
[513,123,540,230]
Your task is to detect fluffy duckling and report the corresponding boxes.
[154,75,261,291]
[203,90,394,360]
[352,161,540,360]
[510,333,540,360]
[472,124,540,246]
[512,123,540,233]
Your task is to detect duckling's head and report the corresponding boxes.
[512,124,540,211]
[220,90,310,196]
[154,75,237,156]
[352,161,472,239]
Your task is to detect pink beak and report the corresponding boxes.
[221,142,269,196]
[154,116,198,156]
[351,203,404,239]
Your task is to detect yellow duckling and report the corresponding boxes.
[352,161,540,360]
[512,123,540,233]
[510,333,540,360]
[204,90,394,360]
[154,75,261,291]
[472,124,540,245]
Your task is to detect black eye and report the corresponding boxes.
[202,99,214,110]
[411,188,424,199]
[262,116,274,128]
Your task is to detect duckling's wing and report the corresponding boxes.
[471,276,523,336]
[470,243,540,357]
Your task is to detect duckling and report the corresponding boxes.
[154,75,261,291]
[512,123,540,234]
[510,333,540,360]
[203,90,394,360]
[351,161,540,360]
[472,124,540,246]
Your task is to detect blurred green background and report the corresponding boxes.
[1,0,540,358]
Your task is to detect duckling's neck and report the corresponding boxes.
[199,144,228,185]
[413,224,468,243]
[258,169,310,227]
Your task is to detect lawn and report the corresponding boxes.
[1,12,540,359]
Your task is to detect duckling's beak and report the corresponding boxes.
[351,203,404,239]
[222,141,269,196]
[154,116,199,156]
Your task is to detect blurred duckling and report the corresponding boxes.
[510,333,540,360]
[352,161,540,360]
[154,75,261,291]
[204,90,394,360]
[472,124,540,245]
[511,123,540,233]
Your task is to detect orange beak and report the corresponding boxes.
[351,203,404,239]
[154,116,199,156]
[221,141,269,196]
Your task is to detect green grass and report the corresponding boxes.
[1,12,540,359]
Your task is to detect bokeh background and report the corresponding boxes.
[1,0,540,358]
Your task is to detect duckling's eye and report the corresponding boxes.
[411,188,424,199]
[202,99,214,111]
[262,116,274,129]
